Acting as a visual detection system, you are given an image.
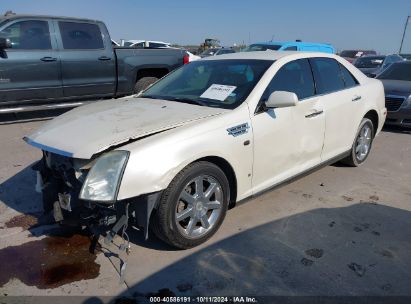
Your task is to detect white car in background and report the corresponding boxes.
[186,50,200,62]
[25,51,386,249]
[123,40,171,48]
[122,40,200,62]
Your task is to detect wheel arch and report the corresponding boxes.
[194,156,238,207]
[363,109,379,137]
[135,67,169,82]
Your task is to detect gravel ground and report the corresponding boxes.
[0,112,410,302]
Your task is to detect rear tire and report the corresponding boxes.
[341,118,374,167]
[133,77,159,94]
[151,161,230,249]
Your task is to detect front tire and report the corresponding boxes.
[341,118,374,167]
[133,77,159,94]
[151,161,230,249]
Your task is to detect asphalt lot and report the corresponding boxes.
[0,111,410,301]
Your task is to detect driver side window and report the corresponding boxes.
[260,58,315,102]
[0,20,52,50]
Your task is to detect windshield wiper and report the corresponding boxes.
[141,94,207,106]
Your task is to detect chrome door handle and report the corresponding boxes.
[40,57,57,62]
[352,95,362,102]
[98,56,111,61]
[305,109,323,118]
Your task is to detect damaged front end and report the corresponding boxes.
[33,149,160,240]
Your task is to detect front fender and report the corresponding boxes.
[116,107,253,201]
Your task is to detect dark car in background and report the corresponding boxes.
[199,47,235,58]
[400,54,411,61]
[354,54,403,77]
[376,61,411,127]
[340,50,377,63]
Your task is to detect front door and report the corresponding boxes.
[251,59,325,194]
[0,19,62,104]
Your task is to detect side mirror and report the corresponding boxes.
[0,38,12,49]
[265,91,298,108]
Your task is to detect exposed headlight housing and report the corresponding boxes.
[79,150,129,202]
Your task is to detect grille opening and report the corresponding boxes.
[385,96,405,112]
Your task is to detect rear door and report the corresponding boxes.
[55,20,116,98]
[0,18,62,103]
[309,57,363,160]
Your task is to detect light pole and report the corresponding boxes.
[399,15,410,54]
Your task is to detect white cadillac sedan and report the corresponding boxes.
[25,51,386,249]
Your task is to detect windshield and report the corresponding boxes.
[377,63,411,81]
[244,44,282,52]
[141,59,273,109]
[354,56,385,68]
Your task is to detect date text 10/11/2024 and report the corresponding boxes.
[149,296,258,303]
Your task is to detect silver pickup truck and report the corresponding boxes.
[0,14,188,113]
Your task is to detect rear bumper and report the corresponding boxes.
[385,108,411,127]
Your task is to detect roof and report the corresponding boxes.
[341,49,376,52]
[0,14,101,23]
[201,50,337,61]
[360,55,386,58]
[252,41,332,46]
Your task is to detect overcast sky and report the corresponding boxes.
[1,0,411,54]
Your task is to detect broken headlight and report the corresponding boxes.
[79,150,129,202]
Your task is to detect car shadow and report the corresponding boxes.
[382,125,411,135]
[0,163,42,215]
[0,163,59,236]
[89,202,411,300]
[127,227,179,252]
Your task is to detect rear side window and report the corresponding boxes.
[284,46,297,51]
[310,58,345,94]
[59,22,104,49]
[339,64,358,88]
[149,42,168,48]
[132,42,144,48]
[0,20,51,49]
[217,49,235,55]
[261,59,315,101]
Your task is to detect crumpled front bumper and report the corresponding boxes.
[33,153,161,239]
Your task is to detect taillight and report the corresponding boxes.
[183,54,190,64]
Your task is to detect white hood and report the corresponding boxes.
[25,97,226,159]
